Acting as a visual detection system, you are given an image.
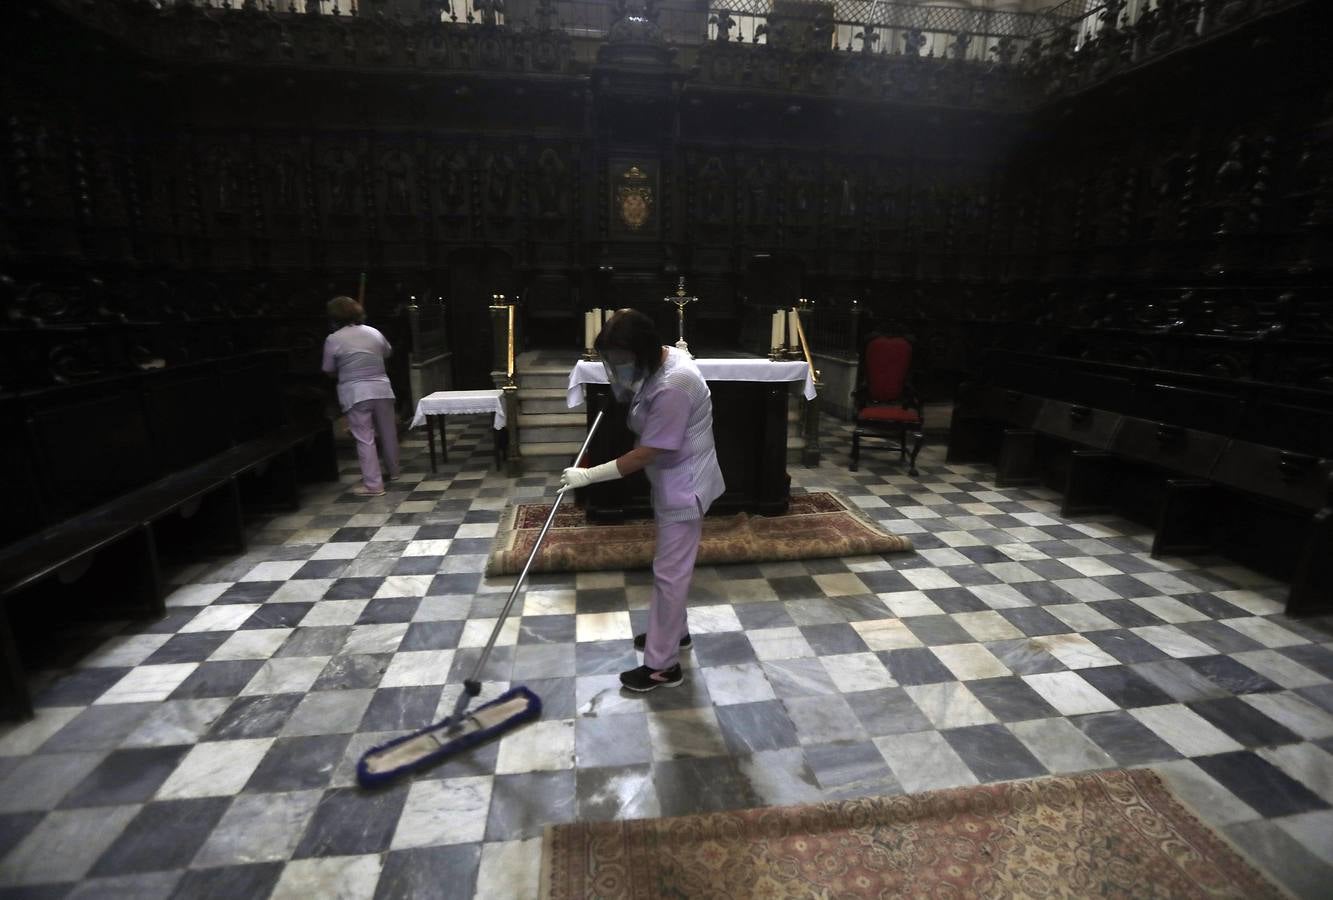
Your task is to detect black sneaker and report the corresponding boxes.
[619,664,683,692]
[633,632,692,651]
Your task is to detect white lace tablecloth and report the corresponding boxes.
[410,389,505,430]
[566,359,816,408]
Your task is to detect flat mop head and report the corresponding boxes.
[356,686,542,787]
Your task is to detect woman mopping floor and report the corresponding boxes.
[560,309,725,692]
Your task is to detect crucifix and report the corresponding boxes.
[663,276,698,357]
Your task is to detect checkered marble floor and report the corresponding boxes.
[2,415,1333,899]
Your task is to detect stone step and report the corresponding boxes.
[518,370,572,391]
[520,388,581,415]
[520,441,586,471]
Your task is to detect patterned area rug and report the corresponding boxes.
[486,491,913,576]
[539,769,1284,900]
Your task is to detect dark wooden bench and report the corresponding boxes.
[0,350,337,720]
[948,349,1333,615]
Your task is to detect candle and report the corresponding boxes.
[770,311,782,351]
[787,309,799,352]
[584,312,594,351]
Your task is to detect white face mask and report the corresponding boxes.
[604,359,643,402]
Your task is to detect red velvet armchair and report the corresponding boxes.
[850,335,925,476]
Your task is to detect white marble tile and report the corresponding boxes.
[575,571,626,589]
[1051,578,1121,602]
[1130,595,1209,624]
[576,675,651,719]
[1232,650,1327,689]
[896,506,943,520]
[74,634,171,668]
[0,806,141,887]
[121,699,231,748]
[522,590,578,616]
[342,623,409,655]
[164,582,230,608]
[208,629,291,661]
[575,611,632,643]
[819,653,897,693]
[918,548,974,568]
[993,542,1050,562]
[311,541,367,560]
[747,627,816,660]
[702,663,779,705]
[952,611,1024,643]
[903,682,997,729]
[95,663,199,704]
[875,731,978,794]
[156,738,273,799]
[475,838,543,900]
[0,707,83,756]
[687,605,744,633]
[647,707,728,760]
[1241,692,1333,740]
[267,580,335,604]
[373,575,433,599]
[380,650,456,688]
[1220,617,1309,648]
[1275,810,1333,865]
[1131,625,1217,658]
[298,599,369,628]
[982,562,1043,584]
[1213,589,1285,616]
[193,790,323,867]
[1013,511,1060,527]
[1022,671,1118,715]
[240,560,306,582]
[1060,557,1121,578]
[179,604,260,633]
[930,643,1010,680]
[1044,603,1119,634]
[935,530,986,548]
[966,584,1033,609]
[850,617,922,651]
[371,525,419,542]
[1009,717,1115,773]
[240,657,330,696]
[1029,633,1119,670]
[1133,571,1201,596]
[455,522,498,538]
[458,617,520,648]
[811,573,870,596]
[495,719,576,774]
[878,591,945,619]
[1129,704,1245,756]
[269,855,384,900]
[412,595,473,622]
[900,569,961,590]
[285,528,338,545]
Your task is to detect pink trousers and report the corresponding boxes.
[346,398,400,492]
[643,516,704,670]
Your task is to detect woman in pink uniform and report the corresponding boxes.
[322,296,400,497]
[560,309,725,692]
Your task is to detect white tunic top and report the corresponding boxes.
[322,324,396,413]
[628,347,726,522]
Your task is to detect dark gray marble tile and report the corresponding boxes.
[804,741,900,797]
[0,811,45,860]
[143,633,230,665]
[516,616,576,646]
[925,588,989,614]
[844,687,934,736]
[522,677,576,720]
[1283,644,1333,681]
[66,870,182,900]
[1184,655,1281,695]
[690,632,758,667]
[274,627,350,659]
[652,757,762,817]
[1092,598,1165,628]
[879,647,956,685]
[32,668,133,709]
[484,771,577,841]
[168,863,283,900]
[997,607,1069,638]
[942,724,1048,783]
[241,604,315,630]
[355,598,419,625]
[575,713,653,768]
[244,735,350,793]
[58,747,190,809]
[732,602,795,630]
[1011,581,1078,607]
[968,677,1061,722]
[1075,666,1176,709]
[904,615,974,646]
[799,624,868,656]
[1194,751,1329,818]
[761,659,838,698]
[829,595,893,622]
[375,845,480,900]
[983,639,1068,677]
[359,686,443,733]
[293,784,409,857]
[1187,697,1301,748]
[89,797,231,876]
[168,661,265,700]
[42,704,157,752]
[203,693,304,741]
[446,646,514,683]
[1081,629,1169,665]
[715,701,800,754]
[1223,819,1333,900]
[1131,659,1231,703]
[1070,711,1183,766]
[573,641,634,677]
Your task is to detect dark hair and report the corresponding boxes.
[594,308,664,375]
[327,295,365,325]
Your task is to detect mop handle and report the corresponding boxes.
[451,407,607,719]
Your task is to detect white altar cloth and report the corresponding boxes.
[566,359,816,408]
[410,389,505,430]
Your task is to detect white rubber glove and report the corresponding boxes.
[560,460,621,493]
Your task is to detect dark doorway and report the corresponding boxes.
[447,249,516,389]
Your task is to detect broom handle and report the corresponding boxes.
[452,407,607,718]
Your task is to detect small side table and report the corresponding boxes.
[410,390,507,472]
